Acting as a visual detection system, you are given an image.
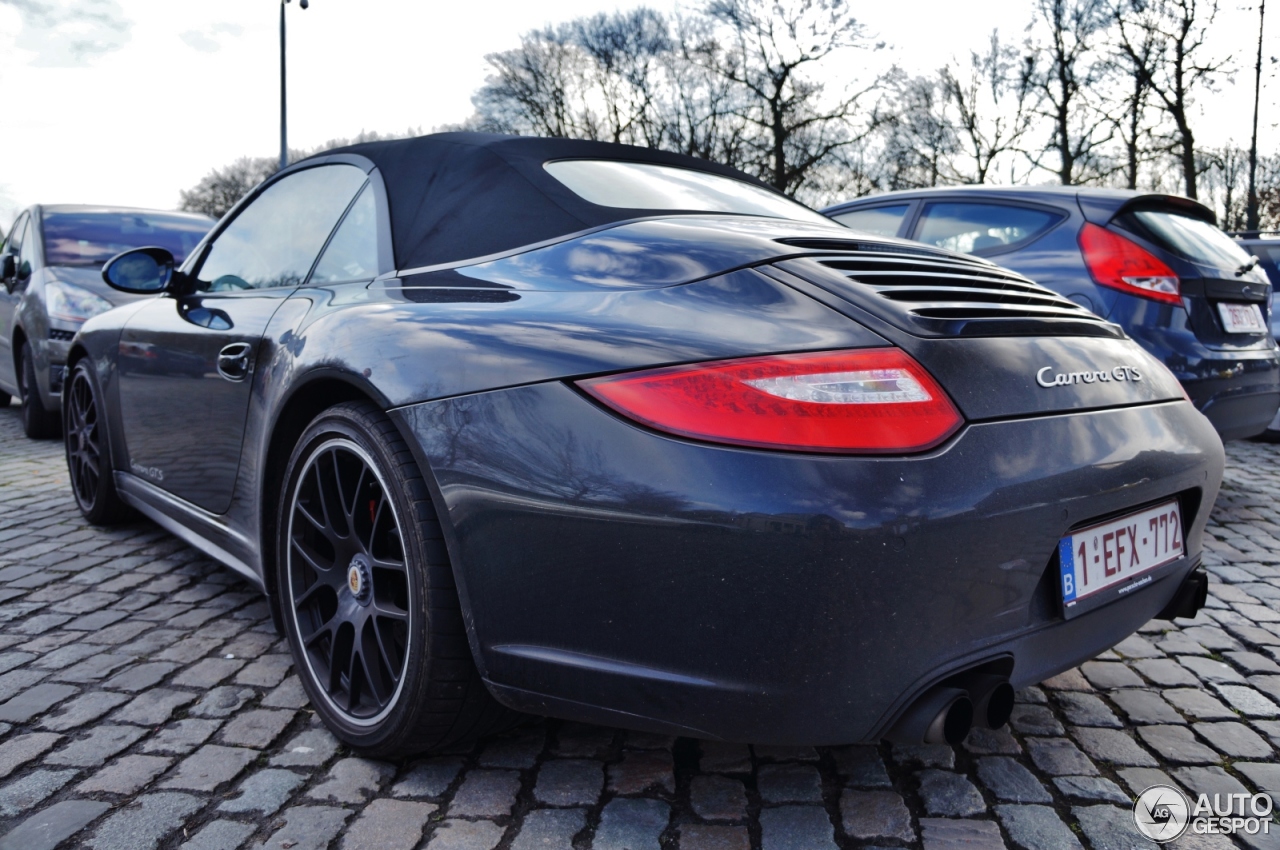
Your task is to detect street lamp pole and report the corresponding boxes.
[1246,0,1267,233]
[280,0,308,172]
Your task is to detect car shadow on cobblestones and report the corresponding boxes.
[0,405,1277,850]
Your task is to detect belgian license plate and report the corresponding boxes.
[1218,302,1267,334]
[1058,500,1183,612]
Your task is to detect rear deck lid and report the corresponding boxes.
[766,246,1186,421]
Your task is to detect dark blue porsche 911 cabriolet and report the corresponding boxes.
[64,133,1221,755]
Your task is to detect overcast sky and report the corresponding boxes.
[0,0,1275,228]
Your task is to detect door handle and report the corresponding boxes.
[216,342,252,382]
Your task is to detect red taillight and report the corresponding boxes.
[577,348,963,454]
[1078,222,1181,305]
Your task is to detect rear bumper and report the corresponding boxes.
[396,384,1224,744]
[1122,316,1280,441]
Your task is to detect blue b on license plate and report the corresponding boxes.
[1058,500,1183,612]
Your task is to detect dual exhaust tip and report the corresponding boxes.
[888,674,1015,746]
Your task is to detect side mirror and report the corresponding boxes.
[102,246,177,294]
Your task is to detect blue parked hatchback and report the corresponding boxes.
[823,188,1280,441]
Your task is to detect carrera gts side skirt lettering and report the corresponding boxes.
[113,472,263,589]
[1037,365,1143,388]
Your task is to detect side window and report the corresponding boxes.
[310,183,378,283]
[915,203,1062,255]
[195,165,369,292]
[1256,246,1280,287]
[5,214,28,258]
[830,204,910,238]
[5,214,30,279]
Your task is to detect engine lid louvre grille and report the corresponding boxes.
[778,251,1123,339]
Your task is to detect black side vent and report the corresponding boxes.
[49,329,75,341]
[777,251,1124,339]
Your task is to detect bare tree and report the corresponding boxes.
[878,72,957,189]
[1102,4,1160,189]
[661,12,752,169]
[178,130,417,219]
[1199,146,1249,230]
[1258,156,1280,230]
[179,156,278,219]
[1028,0,1113,184]
[571,9,672,146]
[939,32,1038,184]
[697,0,883,196]
[470,0,881,202]
[473,26,595,138]
[1113,0,1229,200]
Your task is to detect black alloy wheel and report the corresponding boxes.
[63,361,132,524]
[278,402,518,755]
[19,341,59,438]
[288,436,412,724]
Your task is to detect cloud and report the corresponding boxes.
[0,0,131,67]
[179,21,244,54]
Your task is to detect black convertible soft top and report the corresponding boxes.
[322,132,781,271]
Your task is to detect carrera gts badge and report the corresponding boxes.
[1037,365,1142,387]
[130,461,164,482]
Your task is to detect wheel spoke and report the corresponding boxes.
[358,635,389,707]
[371,601,408,621]
[328,627,345,695]
[291,535,336,577]
[293,578,331,610]
[350,464,369,524]
[332,452,352,523]
[310,464,335,531]
[301,615,334,648]
[346,636,362,713]
[372,617,402,686]
[295,499,340,550]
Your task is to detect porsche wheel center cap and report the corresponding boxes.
[347,555,372,604]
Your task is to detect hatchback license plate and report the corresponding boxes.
[1059,500,1183,612]
[1217,302,1267,334]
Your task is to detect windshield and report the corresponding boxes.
[1132,211,1254,270]
[41,211,213,266]
[543,160,832,225]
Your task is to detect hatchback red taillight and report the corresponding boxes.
[577,348,963,454]
[1078,222,1181,305]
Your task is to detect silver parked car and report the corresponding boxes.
[0,205,213,437]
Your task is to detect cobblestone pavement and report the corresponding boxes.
[1,403,1280,850]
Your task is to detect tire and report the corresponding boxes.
[19,342,59,439]
[1253,428,1280,444]
[276,401,519,757]
[0,392,9,408]
[64,361,134,524]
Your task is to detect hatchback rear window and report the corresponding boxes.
[915,202,1061,255]
[543,160,831,225]
[830,204,910,237]
[42,211,213,266]
[1131,211,1254,271]
[1252,245,1280,285]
